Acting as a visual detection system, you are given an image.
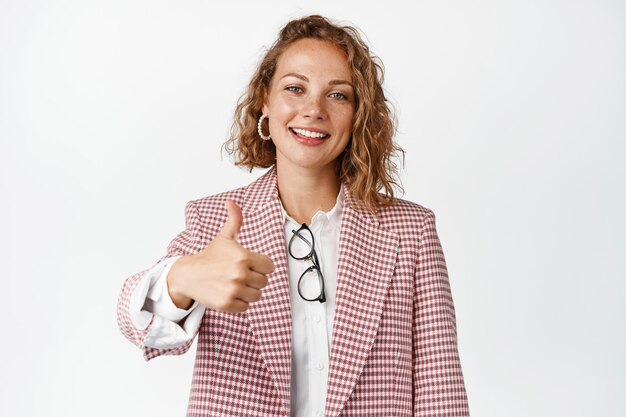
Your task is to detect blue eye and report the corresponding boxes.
[329,92,347,100]
[286,86,303,93]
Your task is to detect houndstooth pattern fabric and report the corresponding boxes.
[117,166,470,416]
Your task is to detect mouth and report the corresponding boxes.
[289,127,331,140]
[288,127,330,146]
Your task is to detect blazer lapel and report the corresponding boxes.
[324,189,399,417]
[236,167,399,416]
[238,167,293,413]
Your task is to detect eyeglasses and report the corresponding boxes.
[288,223,326,303]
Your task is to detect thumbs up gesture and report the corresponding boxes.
[166,200,275,313]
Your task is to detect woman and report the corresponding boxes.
[117,15,470,417]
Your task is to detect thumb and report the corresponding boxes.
[219,200,243,240]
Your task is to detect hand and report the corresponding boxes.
[166,200,275,313]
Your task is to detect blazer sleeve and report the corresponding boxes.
[413,209,470,415]
[117,200,205,361]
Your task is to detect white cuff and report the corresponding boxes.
[128,256,205,349]
[145,257,199,321]
[143,303,205,349]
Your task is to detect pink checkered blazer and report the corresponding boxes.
[117,166,470,416]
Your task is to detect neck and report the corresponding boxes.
[276,163,341,225]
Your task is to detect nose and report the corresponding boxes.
[302,95,327,120]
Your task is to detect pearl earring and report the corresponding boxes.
[257,114,271,141]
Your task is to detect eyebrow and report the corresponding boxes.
[280,72,353,88]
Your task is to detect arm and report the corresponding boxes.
[117,197,273,361]
[117,201,206,361]
[413,210,470,415]
[128,256,205,348]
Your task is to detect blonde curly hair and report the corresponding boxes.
[223,15,404,213]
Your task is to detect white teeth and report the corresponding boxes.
[292,128,328,139]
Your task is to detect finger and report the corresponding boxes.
[225,299,249,313]
[219,200,243,240]
[245,271,269,290]
[236,286,263,303]
[248,252,276,275]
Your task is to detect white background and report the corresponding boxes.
[1,1,624,416]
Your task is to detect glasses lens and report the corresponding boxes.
[290,227,314,259]
[298,267,323,301]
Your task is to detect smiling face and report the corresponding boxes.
[262,38,355,177]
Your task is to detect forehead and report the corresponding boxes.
[274,38,352,82]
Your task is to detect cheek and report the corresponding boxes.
[337,104,355,126]
[270,99,299,121]
[335,121,353,148]
[338,112,354,134]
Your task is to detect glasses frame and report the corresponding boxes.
[288,223,326,303]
